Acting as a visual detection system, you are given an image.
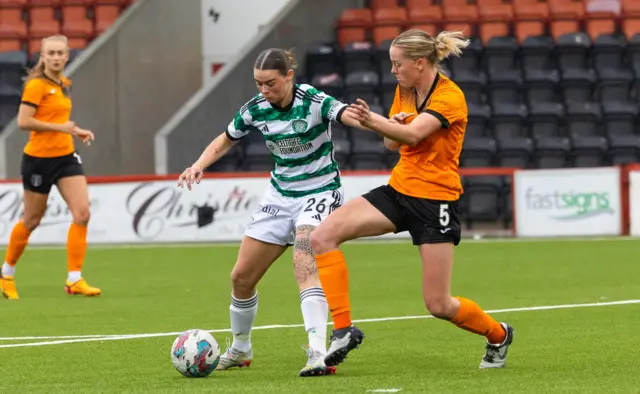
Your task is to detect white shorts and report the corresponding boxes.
[245,184,345,246]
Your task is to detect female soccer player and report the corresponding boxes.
[310,30,515,369]
[177,48,368,377]
[0,35,99,300]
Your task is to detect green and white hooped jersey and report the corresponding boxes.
[226,84,348,198]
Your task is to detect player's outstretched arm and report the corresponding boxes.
[340,108,405,151]
[177,132,237,190]
[347,99,441,146]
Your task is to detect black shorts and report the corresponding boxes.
[362,185,461,246]
[21,152,84,194]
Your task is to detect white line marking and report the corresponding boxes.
[367,389,403,393]
[1,299,638,349]
[11,235,640,251]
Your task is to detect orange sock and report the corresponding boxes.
[67,223,88,273]
[450,297,506,344]
[3,221,32,267]
[315,249,351,330]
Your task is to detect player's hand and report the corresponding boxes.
[346,98,372,127]
[177,165,203,191]
[72,127,95,146]
[390,112,414,124]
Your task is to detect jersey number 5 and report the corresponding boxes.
[439,204,450,227]
[304,198,327,214]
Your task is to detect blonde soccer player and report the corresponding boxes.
[1,35,99,299]
[177,48,370,377]
[310,30,515,369]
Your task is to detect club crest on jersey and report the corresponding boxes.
[292,120,307,133]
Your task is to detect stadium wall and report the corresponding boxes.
[154,0,363,175]
[0,0,202,178]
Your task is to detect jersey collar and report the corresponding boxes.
[415,72,440,113]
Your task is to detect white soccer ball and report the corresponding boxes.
[171,329,221,378]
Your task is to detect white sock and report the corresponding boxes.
[230,292,258,352]
[300,286,329,355]
[2,262,15,277]
[67,271,82,283]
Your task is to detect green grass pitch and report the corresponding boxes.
[1,238,639,393]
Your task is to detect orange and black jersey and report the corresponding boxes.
[21,75,74,158]
[388,73,467,201]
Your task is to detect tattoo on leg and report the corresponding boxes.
[293,225,318,285]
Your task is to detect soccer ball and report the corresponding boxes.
[171,329,221,378]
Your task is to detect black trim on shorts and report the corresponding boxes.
[21,101,38,108]
[426,109,450,129]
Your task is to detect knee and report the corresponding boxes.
[230,265,254,296]
[72,207,90,226]
[425,297,456,320]
[22,215,41,231]
[309,227,337,255]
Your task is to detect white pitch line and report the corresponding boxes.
[1,299,638,349]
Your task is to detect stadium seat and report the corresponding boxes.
[483,36,519,75]
[467,103,492,138]
[336,8,372,49]
[442,3,478,37]
[29,0,61,6]
[449,37,483,77]
[0,0,27,7]
[0,90,19,129]
[592,34,628,73]
[380,73,397,112]
[95,4,121,35]
[376,39,392,76]
[0,8,27,39]
[369,0,398,12]
[487,70,523,107]
[528,102,565,140]
[497,137,534,168]
[609,134,640,164]
[603,101,639,137]
[372,7,406,46]
[344,70,379,104]
[491,103,528,139]
[28,7,60,38]
[628,34,640,77]
[566,101,603,138]
[373,26,400,48]
[478,3,514,45]
[61,0,94,5]
[596,68,635,103]
[461,136,497,168]
[556,32,592,72]
[0,50,26,89]
[622,18,640,40]
[463,176,503,226]
[305,42,341,79]
[561,68,597,104]
[520,35,556,72]
[514,0,549,43]
[533,136,571,168]
[524,69,561,106]
[62,6,94,38]
[342,41,376,74]
[454,72,486,105]
[0,39,21,51]
[571,135,609,167]
[311,73,343,101]
[549,0,585,40]
[406,1,442,27]
[350,133,387,170]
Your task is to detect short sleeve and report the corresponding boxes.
[226,108,257,141]
[320,94,348,124]
[388,85,402,118]
[425,88,466,130]
[21,79,44,108]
